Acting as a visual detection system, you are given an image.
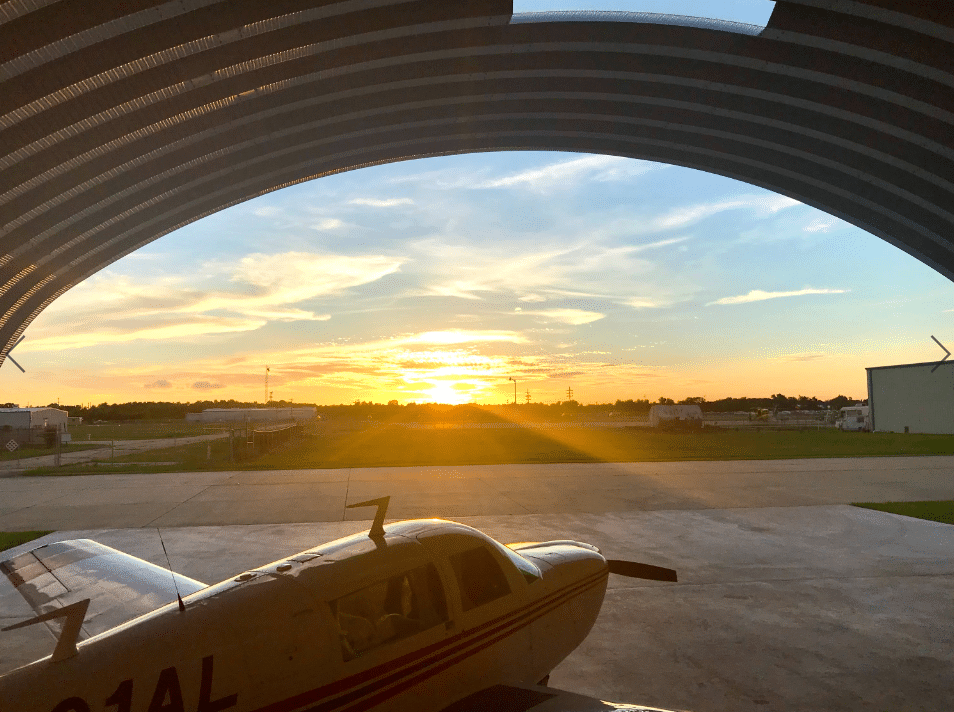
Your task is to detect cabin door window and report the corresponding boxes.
[332,563,448,661]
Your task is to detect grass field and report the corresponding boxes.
[0,530,53,553]
[69,420,210,441]
[853,500,954,524]
[23,425,954,476]
[0,443,99,461]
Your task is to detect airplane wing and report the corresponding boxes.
[0,539,205,642]
[440,684,687,712]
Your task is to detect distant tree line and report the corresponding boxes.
[48,399,306,421]
[38,393,863,422]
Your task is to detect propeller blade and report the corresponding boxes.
[607,559,678,582]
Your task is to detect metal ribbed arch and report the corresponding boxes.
[0,0,952,366]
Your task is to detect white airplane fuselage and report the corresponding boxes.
[1,520,609,712]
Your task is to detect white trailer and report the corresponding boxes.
[649,404,703,428]
[836,405,870,432]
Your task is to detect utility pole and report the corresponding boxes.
[566,386,574,401]
[508,376,517,405]
[265,365,269,405]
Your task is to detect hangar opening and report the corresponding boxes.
[0,0,952,375]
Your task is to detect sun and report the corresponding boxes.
[424,381,474,405]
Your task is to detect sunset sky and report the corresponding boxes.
[4,1,954,407]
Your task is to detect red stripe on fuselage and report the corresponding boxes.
[333,574,609,712]
[252,567,608,712]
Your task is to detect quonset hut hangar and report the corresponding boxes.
[0,0,952,367]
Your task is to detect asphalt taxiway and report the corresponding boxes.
[1,455,952,530]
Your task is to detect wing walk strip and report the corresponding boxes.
[253,568,610,712]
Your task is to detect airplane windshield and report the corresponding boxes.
[450,546,512,611]
[495,542,542,583]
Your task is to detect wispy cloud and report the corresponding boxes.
[517,309,605,325]
[804,218,836,233]
[23,316,267,351]
[144,379,172,388]
[625,297,668,309]
[775,352,827,362]
[475,155,659,192]
[227,252,402,305]
[651,195,801,231]
[310,218,345,230]
[400,330,526,345]
[708,288,847,306]
[242,309,331,322]
[413,241,578,299]
[26,252,403,351]
[348,198,414,207]
[192,380,224,390]
[413,238,663,302]
[253,206,281,217]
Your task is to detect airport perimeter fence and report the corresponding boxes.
[384,419,835,431]
[249,422,303,455]
[391,421,649,430]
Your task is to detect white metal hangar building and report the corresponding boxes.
[0,0,953,368]
[867,361,954,434]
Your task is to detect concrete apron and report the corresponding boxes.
[1,505,951,712]
[2,455,954,531]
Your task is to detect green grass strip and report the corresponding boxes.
[19,428,954,476]
[0,530,54,554]
[853,501,954,524]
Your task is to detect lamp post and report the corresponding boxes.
[508,376,516,405]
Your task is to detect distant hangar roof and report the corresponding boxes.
[1,0,952,366]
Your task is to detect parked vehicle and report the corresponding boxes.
[837,405,870,432]
[649,404,703,429]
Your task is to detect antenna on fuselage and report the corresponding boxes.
[346,496,390,539]
[157,528,185,612]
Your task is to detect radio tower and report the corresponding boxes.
[525,389,531,404]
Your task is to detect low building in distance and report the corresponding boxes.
[186,407,318,425]
[867,361,954,434]
[0,406,70,445]
[648,404,703,428]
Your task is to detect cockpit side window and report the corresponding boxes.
[449,546,511,612]
[332,563,448,661]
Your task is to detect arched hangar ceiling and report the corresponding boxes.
[0,0,952,366]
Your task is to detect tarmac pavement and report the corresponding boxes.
[1,456,952,711]
[0,455,952,530]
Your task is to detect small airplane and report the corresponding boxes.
[0,497,679,712]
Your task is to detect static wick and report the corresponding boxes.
[346,496,390,539]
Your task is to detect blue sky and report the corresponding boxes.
[4,1,954,406]
[514,0,776,24]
